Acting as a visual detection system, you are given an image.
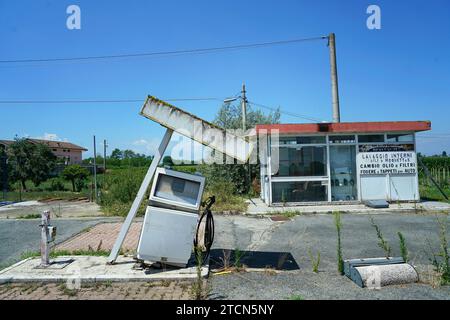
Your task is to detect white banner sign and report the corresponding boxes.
[357,151,417,175]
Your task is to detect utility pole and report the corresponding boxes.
[328,33,341,123]
[103,139,107,172]
[240,83,252,193]
[241,83,247,131]
[93,135,98,203]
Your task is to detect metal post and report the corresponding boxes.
[241,83,252,192]
[328,33,341,123]
[107,128,174,264]
[103,139,107,172]
[40,210,50,266]
[93,135,98,202]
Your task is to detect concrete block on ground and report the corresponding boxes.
[0,256,209,284]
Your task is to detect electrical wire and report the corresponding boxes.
[0,97,326,123]
[0,36,327,64]
[248,100,325,123]
[0,98,223,104]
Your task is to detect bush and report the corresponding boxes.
[61,165,89,192]
[99,167,147,216]
[47,178,66,191]
[202,177,247,212]
[74,178,87,192]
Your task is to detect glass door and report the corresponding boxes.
[330,145,357,201]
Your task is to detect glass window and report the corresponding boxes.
[358,134,384,143]
[386,134,414,142]
[329,135,356,144]
[296,136,326,144]
[154,174,201,205]
[278,136,326,145]
[272,181,328,202]
[279,136,297,145]
[273,146,327,177]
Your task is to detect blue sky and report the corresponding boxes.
[0,0,449,157]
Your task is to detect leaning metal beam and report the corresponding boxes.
[140,96,254,163]
[107,128,173,264]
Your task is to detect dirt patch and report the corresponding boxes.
[0,200,103,219]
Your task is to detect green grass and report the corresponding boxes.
[278,210,303,218]
[3,164,248,215]
[419,185,450,203]
[4,190,90,202]
[16,213,41,219]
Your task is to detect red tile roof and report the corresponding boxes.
[256,121,431,134]
[0,138,87,151]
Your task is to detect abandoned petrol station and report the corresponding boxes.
[256,120,431,206]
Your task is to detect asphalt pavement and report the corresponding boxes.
[0,218,116,269]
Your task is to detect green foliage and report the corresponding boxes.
[207,102,280,194]
[200,174,247,212]
[199,162,258,195]
[191,247,209,300]
[333,211,344,275]
[162,155,174,167]
[429,217,450,285]
[99,167,147,216]
[7,138,56,190]
[47,177,66,191]
[85,148,153,168]
[17,213,41,219]
[370,217,392,258]
[308,249,321,273]
[233,248,244,269]
[213,102,280,130]
[61,165,89,192]
[420,156,450,170]
[398,232,409,262]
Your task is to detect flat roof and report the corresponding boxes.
[255,121,431,134]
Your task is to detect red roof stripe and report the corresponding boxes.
[256,121,431,134]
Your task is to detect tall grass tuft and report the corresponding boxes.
[429,217,450,285]
[370,217,391,258]
[308,249,320,273]
[398,232,409,262]
[333,211,344,275]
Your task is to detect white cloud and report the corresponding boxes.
[34,133,64,141]
[131,138,161,155]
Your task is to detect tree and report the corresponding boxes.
[123,149,137,159]
[61,165,89,192]
[110,148,123,160]
[204,103,281,194]
[442,151,447,157]
[213,103,281,130]
[162,155,174,167]
[29,143,57,187]
[8,138,56,190]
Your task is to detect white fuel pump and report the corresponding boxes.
[137,168,205,267]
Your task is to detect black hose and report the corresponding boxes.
[194,196,215,265]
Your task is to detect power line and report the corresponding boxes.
[0,97,325,123]
[0,98,223,104]
[0,36,327,64]
[248,100,325,123]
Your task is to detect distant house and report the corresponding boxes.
[0,138,88,165]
